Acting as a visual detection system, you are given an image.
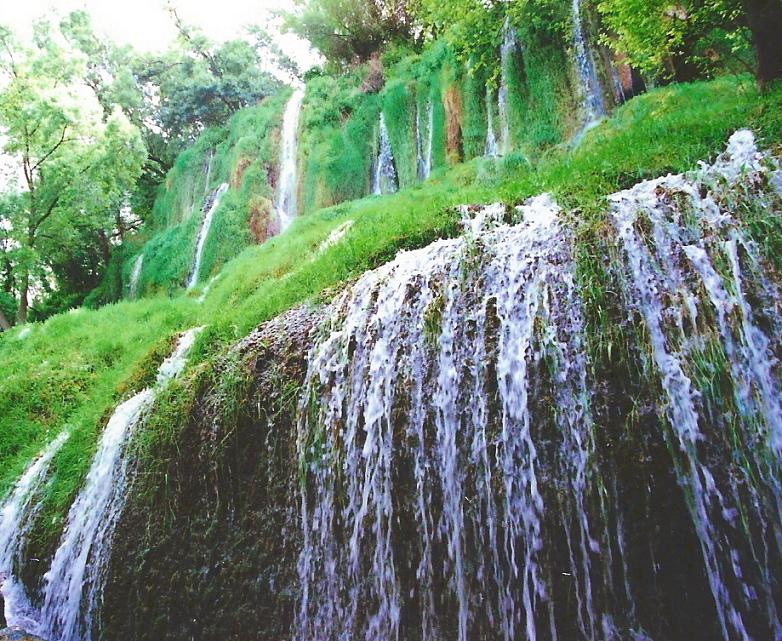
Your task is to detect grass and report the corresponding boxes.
[1,74,780,549]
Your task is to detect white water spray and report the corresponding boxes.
[275,88,305,232]
[128,254,143,300]
[611,130,782,641]
[36,327,203,641]
[0,432,69,631]
[498,17,516,155]
[187,183,228,290]
[296,195,597,641]
[372,113,398,195]
[571,0,605,132]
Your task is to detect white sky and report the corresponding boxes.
[0,0,320,70]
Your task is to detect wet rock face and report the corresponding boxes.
[0,629,46,641]
[92,131,782,641]
[101,306,322,641]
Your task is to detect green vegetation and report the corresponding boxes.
[2,75,780,552]
[105,92,290,299]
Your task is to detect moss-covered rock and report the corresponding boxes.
[101,305,322,641]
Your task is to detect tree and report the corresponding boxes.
[58,9,286,224]
[0,22,146,323]
[283,0,415,67]
[136,6,285,146]
[741,0,782,88]
[597,0,780,86]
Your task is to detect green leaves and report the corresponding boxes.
[0,20,146,322]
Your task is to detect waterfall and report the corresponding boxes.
[127,254,143,300]
[416,103,426,181]
[296,195,599,641]
[275,88,305,232]
[498,17,516,155]
[187,183,228,290]
[611,130,782,641]
[0,432,69,631]
[203,151,214,200]
[416,100,433,181]
[425,101,433,178]
[295,131,782,641]
[36,327,202,641]
[485,90,499,157]
[372,113,398,195]
[571,0,605,130]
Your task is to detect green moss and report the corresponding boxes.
[382,79,417,188]
[461,64,489,160]
[2,75,781,559]
[129,93,289,296]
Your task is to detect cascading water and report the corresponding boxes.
[275,88,305,232]
[571,0,605,131]
[127,254,143,300]
[416,100,434,181]
[296,195,601,641]
[425,101,433,178]
[372,113,398,195]
[295,131,782,641]
[611,130,782,641]
[36,327,202,641]
[187,183,228,290]
[203,151,214,200]
[485,90,499,157]
[0,432,69,631]
[498,17,516,155]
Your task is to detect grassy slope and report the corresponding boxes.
[1,75,780,545]
[106,92,290,300]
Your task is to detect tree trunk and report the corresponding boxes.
[743,0,782,88]
[17,272,29,325]
[0,308,10,331]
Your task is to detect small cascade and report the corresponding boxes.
[187,183,229,290]
[571,0,605,130]
[416,100,434,181]
[0,432,69,630]
[416,103,426,181]
[498,17,516,155]
[275,88,305,232]
[296,195,600,641]
[127,253,143,300]
[485,90,499,157]
[611,130,782,641]
[424,101,433,178]
[37,327,202,641]
[203,150,214,200]
[372,113,398,195]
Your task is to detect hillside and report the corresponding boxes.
[2,1,782,640]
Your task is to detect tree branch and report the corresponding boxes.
[31,125,70,174]
[30,195,60,237]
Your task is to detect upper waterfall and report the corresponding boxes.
[187,183,229,290]
[127,253,143,300]
[571,0,606,129]
[485,90,499,157]
[275,88,305,232]
[371,112,398,195]
[416,101,433,181]
[498,17,517,155]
